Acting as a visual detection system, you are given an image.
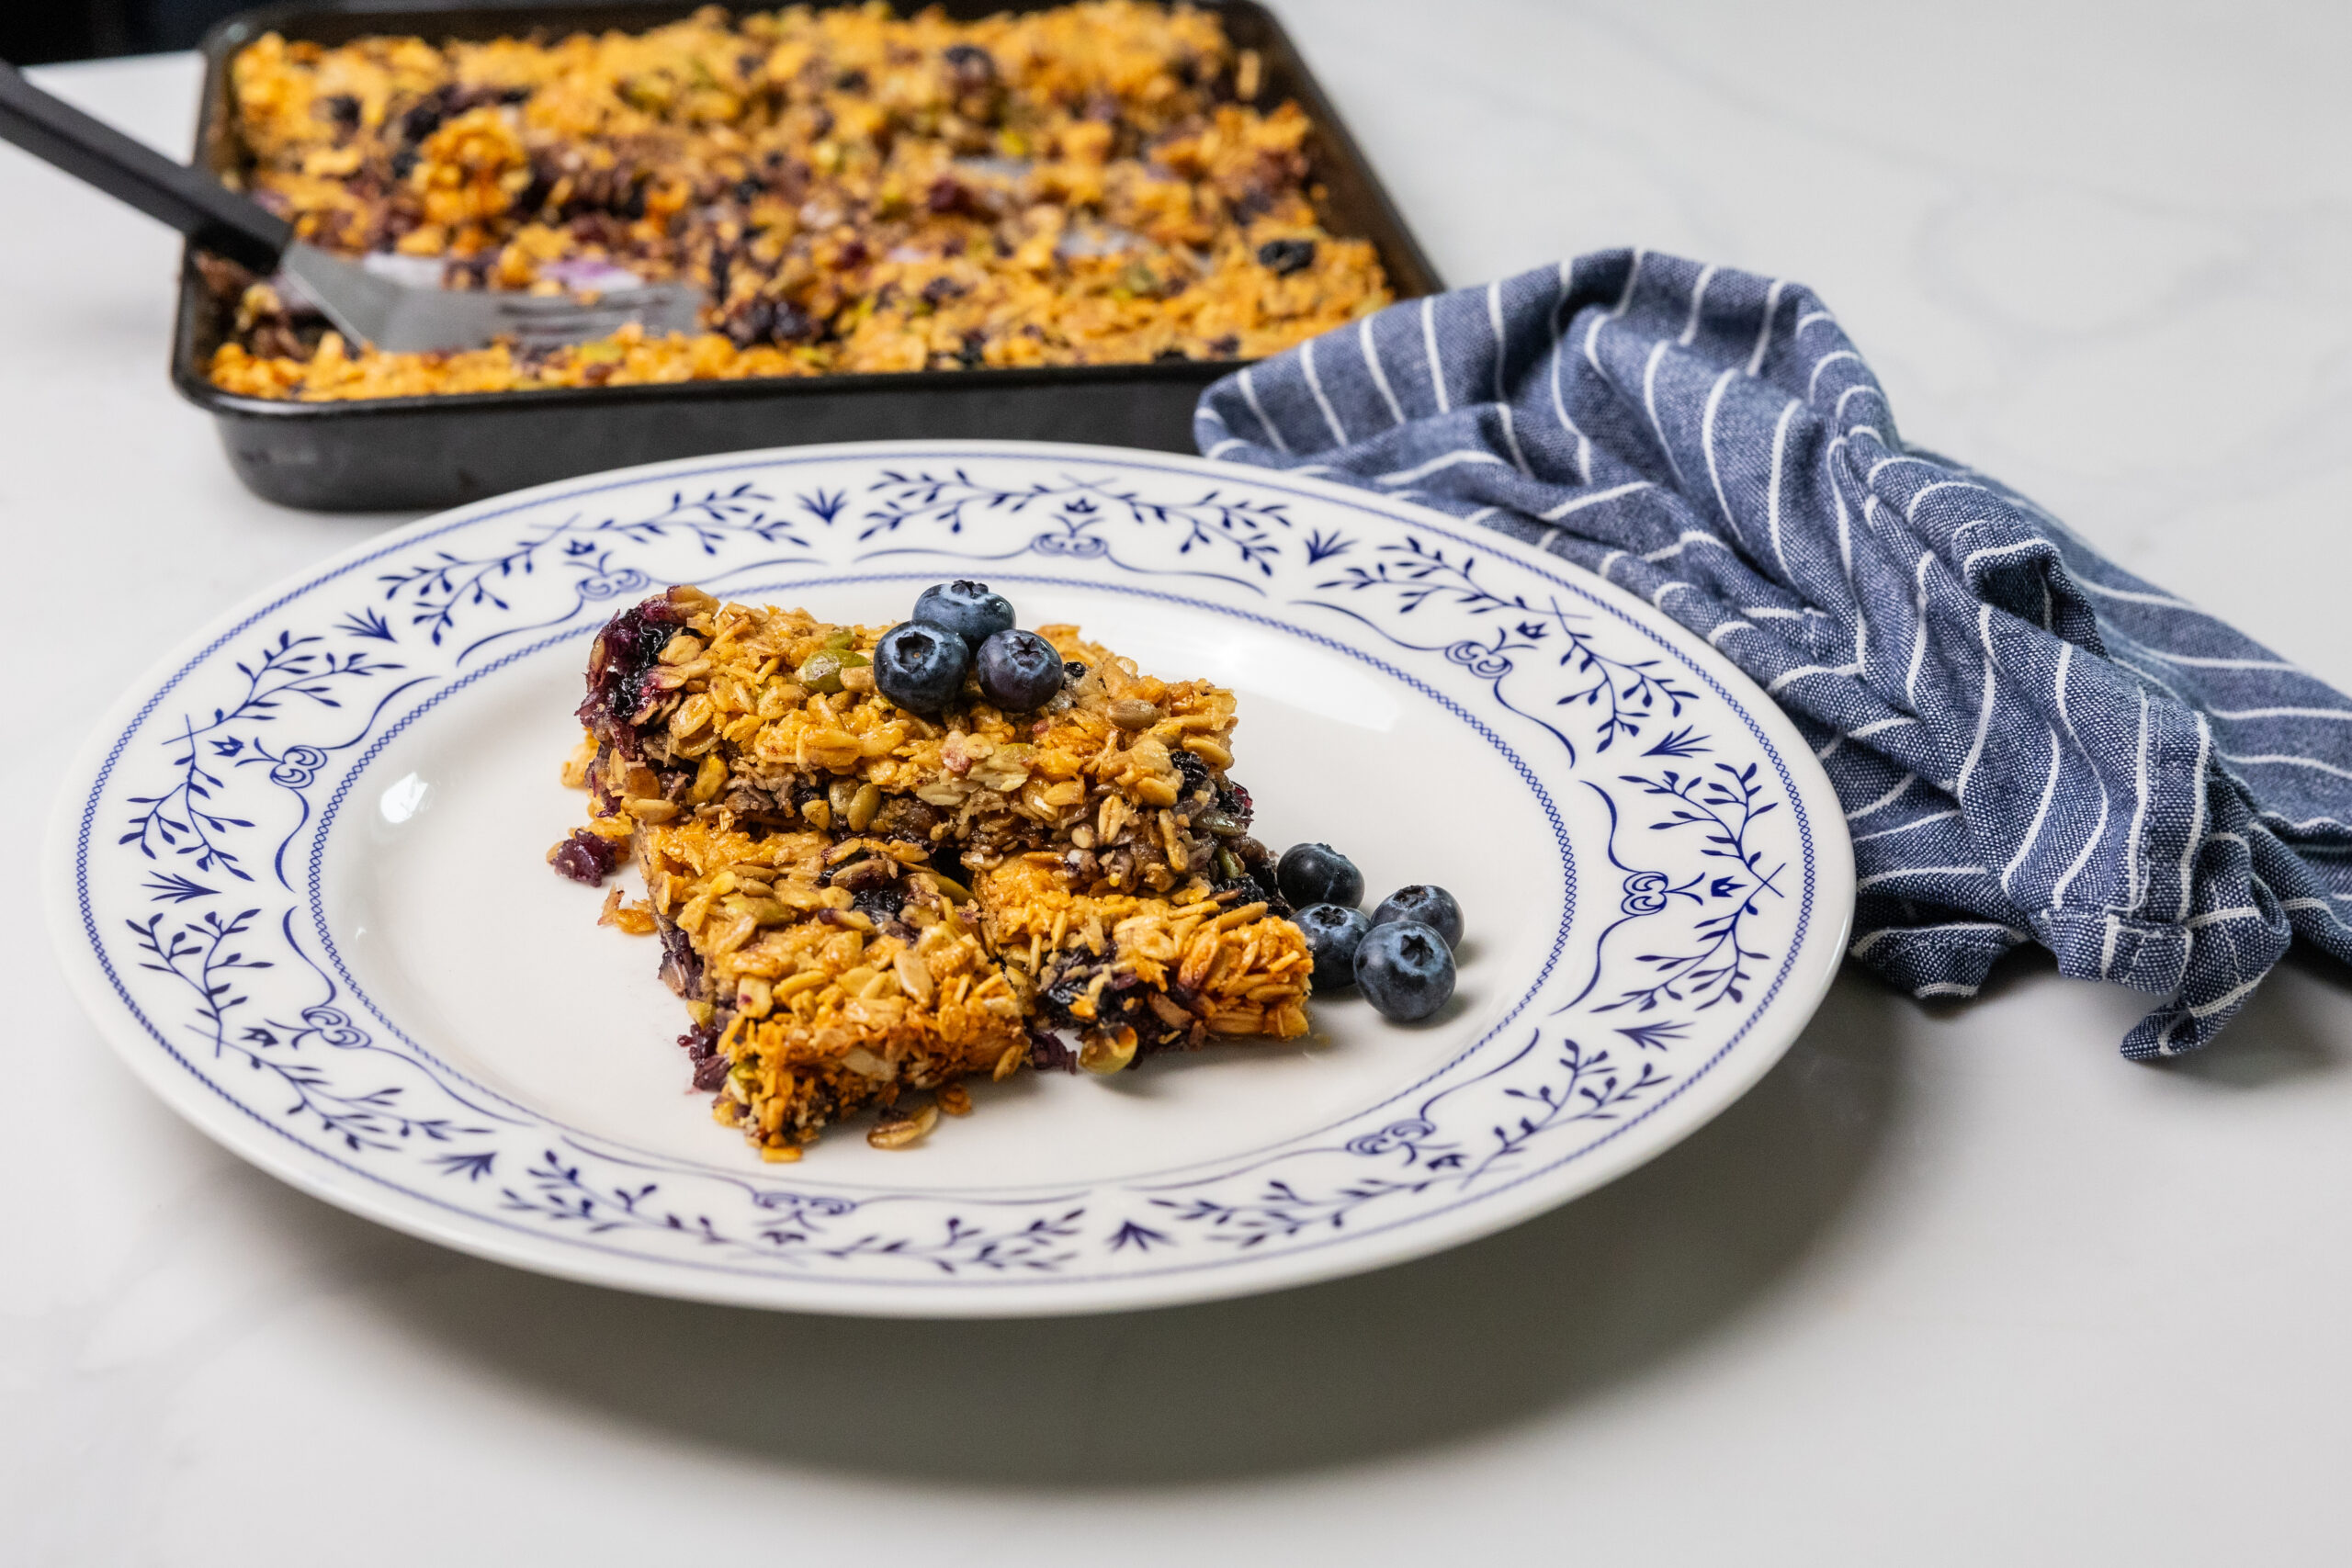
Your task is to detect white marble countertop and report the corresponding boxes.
[7,6,2351,1562]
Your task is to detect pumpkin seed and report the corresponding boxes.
[867,1102,940,1149]
[797,649,846,694]
[846,780,882,831]
[1079,1027,1138,1074]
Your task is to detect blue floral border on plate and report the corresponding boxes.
[68,447,1826,1295]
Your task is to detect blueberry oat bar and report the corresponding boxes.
[563,583,1310,1155]
[205,3,1393,400]
[975,855,1309,1072]
[632,818,1027,1156]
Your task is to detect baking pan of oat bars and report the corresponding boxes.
[170,0,1442,511]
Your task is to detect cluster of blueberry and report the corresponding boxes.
[873,580,1070,714]
[1279,845,1463,1024]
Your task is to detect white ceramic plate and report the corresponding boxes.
[49,442,1850,1317]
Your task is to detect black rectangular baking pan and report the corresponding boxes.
[171,0,1442,512]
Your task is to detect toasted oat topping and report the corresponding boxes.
[583,585,1252,893]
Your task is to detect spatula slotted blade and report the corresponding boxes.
[284,243,705,355]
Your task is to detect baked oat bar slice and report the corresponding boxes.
[631,818,1027,1160]
[575,585,1284,893]
[976,855,1310,1072]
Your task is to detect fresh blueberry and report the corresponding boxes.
[1277,842,1363,909]
[912,580,1015,650]
[872,621,969,714]
[1295,903,1370,990]
[974,628,1064,711]
[1371,885,1463,950]
[1353,920,1455,1022]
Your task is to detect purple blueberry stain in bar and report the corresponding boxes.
[550,829,621,886]
[576,594,684,751]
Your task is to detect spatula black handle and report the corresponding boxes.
[0,58,290,272]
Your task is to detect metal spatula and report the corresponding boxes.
[0,60,702,354]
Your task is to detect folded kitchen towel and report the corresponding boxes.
[1196,247,2352,1056]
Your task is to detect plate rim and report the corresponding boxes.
[45,438,1854,1318]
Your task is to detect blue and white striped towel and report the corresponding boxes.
[1197,247,2352,1056]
